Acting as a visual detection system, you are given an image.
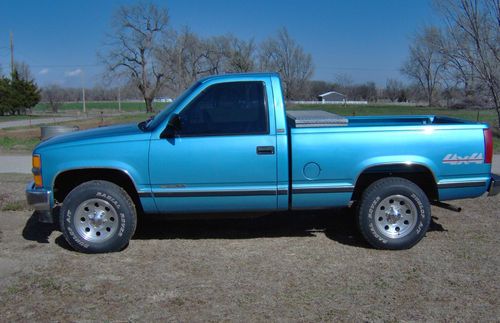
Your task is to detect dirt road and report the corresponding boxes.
[0,173,499,321]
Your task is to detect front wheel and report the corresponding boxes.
[60,180,137,253]
[357,177,431,250]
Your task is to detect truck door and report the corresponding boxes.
[149,80,278,213]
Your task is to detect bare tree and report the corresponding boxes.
[401,26,447,107]
[43,85,65,113]
[101,2,171,112]
[385,79,404,102]
[158,28,212,94]
[435,0,500,126]
[334,73,354,98]
[225,36,256,73]
[259,27,314,100]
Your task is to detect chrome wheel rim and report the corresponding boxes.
[374,194,417,239]
[74,198,119,243]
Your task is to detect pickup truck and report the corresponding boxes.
[26,72,499,253]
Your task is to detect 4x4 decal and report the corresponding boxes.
[443,153,483,165]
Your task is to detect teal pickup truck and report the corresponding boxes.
[26,73,499,253]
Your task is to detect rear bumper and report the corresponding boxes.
[488,174,500,196]
[26,181,54,223]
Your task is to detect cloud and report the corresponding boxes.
[38,68,49,75]
[65,68,82,77]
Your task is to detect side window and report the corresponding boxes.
[178,81,268,136]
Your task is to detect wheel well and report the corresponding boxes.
[352,164,438,201]
[53,169,143,213]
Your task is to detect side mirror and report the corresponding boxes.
[160,114,181,139]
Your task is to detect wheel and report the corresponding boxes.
[59,180,137,253]
[357,177,431,250]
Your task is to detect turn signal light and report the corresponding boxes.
[32,155,43,187]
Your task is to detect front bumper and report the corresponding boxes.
[25,181,53,223]
[488,174,500,196]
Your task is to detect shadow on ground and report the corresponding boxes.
[22,209,448,250]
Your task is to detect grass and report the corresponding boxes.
[0,115,42,121]
[0,136,41,151]
[290,103,500,152]
[2,200,27,211]
[1,103,499,153]
[289,103,500,126]
[34,101,166,112]
[0,113,150,152]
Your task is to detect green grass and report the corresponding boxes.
[289,103,499,126]
[0,115,42,121]
[290,103,500,152]
[0,136,41,151]
[34,101,166,112]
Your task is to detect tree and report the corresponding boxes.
[159,27,211,94]
[0,77,12,116]
[259,27,314,100]
[43,85,65,113]
[0,63,40,115]
[385,79,404,102]
[225,36,256,73]
[434,0,500,126]
[9,70,40,114]
[401,26,447,107]
[101,2,171,112]
[14,61,33,82]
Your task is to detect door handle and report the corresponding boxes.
[256,146,275,155]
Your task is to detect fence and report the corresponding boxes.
[289,100,369,105]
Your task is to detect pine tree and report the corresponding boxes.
[9,70,41,115]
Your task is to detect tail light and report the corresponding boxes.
[484,128,493,164]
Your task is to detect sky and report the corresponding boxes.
[0,0,439,88]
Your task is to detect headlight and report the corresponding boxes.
[32,154,43,188]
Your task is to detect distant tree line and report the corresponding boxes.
[401,0,499,126]
[0,62,40,115]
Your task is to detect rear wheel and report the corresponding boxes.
[357,177,431,250]
[60,180,137,253]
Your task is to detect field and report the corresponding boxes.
[0,173,498,321]
[34,101,166,112]
[0,102,499,153]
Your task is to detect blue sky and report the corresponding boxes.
[0,0,438,87]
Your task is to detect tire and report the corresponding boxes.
[357,177,431,250]
[59,180,137,253]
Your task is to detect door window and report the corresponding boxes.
[178,81,268,136]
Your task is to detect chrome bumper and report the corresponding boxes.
[26,181,54,223]
[488,174,500,197]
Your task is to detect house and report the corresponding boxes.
[317,91,346,103]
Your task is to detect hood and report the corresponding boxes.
[35,123,148,151]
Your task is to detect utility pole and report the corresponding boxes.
[81,70,86,113]
[10,31,14,76]
[118,86,122,112]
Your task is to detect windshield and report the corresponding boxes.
[141,81,201,130]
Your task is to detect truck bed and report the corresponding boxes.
[286,110,476,128]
